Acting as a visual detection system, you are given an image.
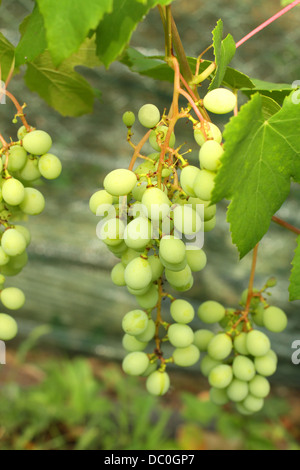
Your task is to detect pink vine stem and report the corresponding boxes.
[236,0,300,49]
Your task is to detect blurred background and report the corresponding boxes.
[0,0,300,450]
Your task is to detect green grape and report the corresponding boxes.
[208,364,233,389]
[254,351,277,377]
[124,217,152,251]
[168,323,194,348]
[138,104,160,128]
[1,229,26,256]
[227,379,249,402]
[249,375,270,398]
[17,125,29,140]
[141,187,170,221]
[251,303,265,327]
[148,255,164,282]
[19,188,45,215]
[159,236,186,266]
[199,140,224,172]
[0,313,18,340]
[146,371,170,396]
[121,248,140,266]
[194,121,222,147]
[136,285,159,310]
[236,403,254,416]
[173,205,201,236]
[186,248,207,273]
[7,145,27,171]
[1,287,25,310]
[169,276,194,292]
[22,130,52,155]
[142,362,157,377]
[203,88,237,114]
[104,169,137,196]
[210,387,229,405]
[108,241,127,257]
[127,285,151,296]
[38,153,62,180]
[173,344,200,367]
[180,166,200,197]
[170,299,195,324]
[124,257,152,290]
[1,251,28,276]
[262,306,288,333]
[154,161,172,178]
[14,225,31,246]
[232,355,256,381]
[122,111,135,127]
[2,178,25,206]
[89,190,114,215]
[18,157,40,181]
[233,332,249,355]
[194,329,214,352]
[268,349,278,364]
[122,351,149,376]
[111,263,126,286]
[200,355,222,377]
[165,265,192,288]
[122,309,149,336]
[240,288,260,308]
[204,216,216,232]
[189,197,216,221]
[197,300,226,324]
[136,319,156,342]
[193,170,216,201]
[0,247,10,266]
[207,333,232,360]
[246,330,271,357]
[242,394,264,413]
[132,182,148,201]
[149,125,175,151]
[134,159,156,178]
[99,218,125,246]
[122,334,147,352]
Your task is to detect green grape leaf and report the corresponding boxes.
[96,0,174,68]
[15,5,47,67]
[210,19,236,90]
[24,50,98,117]
[242,79,294,106]
[36,0,113,65]
[212,93,300,258]
[67,36,102,68]
[289,236,300,301]
[0,33,15,82]
[222,67,255,90]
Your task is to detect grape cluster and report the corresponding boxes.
[0,123,62,343]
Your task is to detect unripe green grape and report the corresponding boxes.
[227,379,249,402]
[141,187,170,221]
[0,313,18,340]
[122,334,147,352]
[138,104,160,128]
[232,355,256,382]
[170,299,195,324]
[154,161,172,178]
[17,125,28,140]
[251,303,265,327]
[243,394,264,413]
[149,125,175,151]
[122,111,135,127]
[159,236,186,266]
[169,276,194,293]
[194,329,214,351]
[22,130,52,155]
[208,364,233,389]
[108,241,127,257]
[136,285,159,310]
[236,403,254,416]
[249,375,270,398]
[165,265,192,289]
[268,349,278,364]
[199,140,224,172]
[122,309,149,336]
[263,306,288,333]
[111,263,126,286]
[1,229,26,256]
[173,344,200,367]
[189,197,216,222]
[146,371,170,396]
[127,285,151,296]
[122,351,149,376]
[121,248,140,267]
[132,182,148,201]
[38,153,62,180]
[1,287,25,310]
[254,351,277,377]
[204,216,216,232]
[134,159,156,178]
[168,323,194,348]
[246,330,271,357]
[233,332,249,355]
[200,355,222,377]
[203,88,237,115]
[124,217,152,251]
[0,247,10,266]
[136,319,155,342]
[210,387,229,405]
[89,190,114,215]
[193,170,216,201]
[124,257,152,290]
[160,255,187,273]
[173,205,201,236]
[104,169,137,197]
[186,247,207,273]
[14,225,31,246]
[20,188,45,215]
[142,362,157,377]
[194,121,222,147]
[7,145,27,171]
[197,300,226,324]
[18,156,42,182]
[207,333,232,360]
[99,218,125,246]
[2,251,28,277]
[148,255,164,282]
[2,178,25,206]
[180,166,200,197]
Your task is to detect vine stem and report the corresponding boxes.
[236,0,300,49]
[272,215,300,235]
[0,87,31,131]
[128,129,152,171]
[154,278,163,355]
[245,244,259,313]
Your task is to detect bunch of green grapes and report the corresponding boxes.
[0,122,62,343]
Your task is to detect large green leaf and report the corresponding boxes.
[210,19,236,90]
[15,5,47,67]
[96,0,174,68]
[36,0,113,65]
[0,33,15,82]
[242,79,294,106]
[289,236,300,301]
[212,93,300,258]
